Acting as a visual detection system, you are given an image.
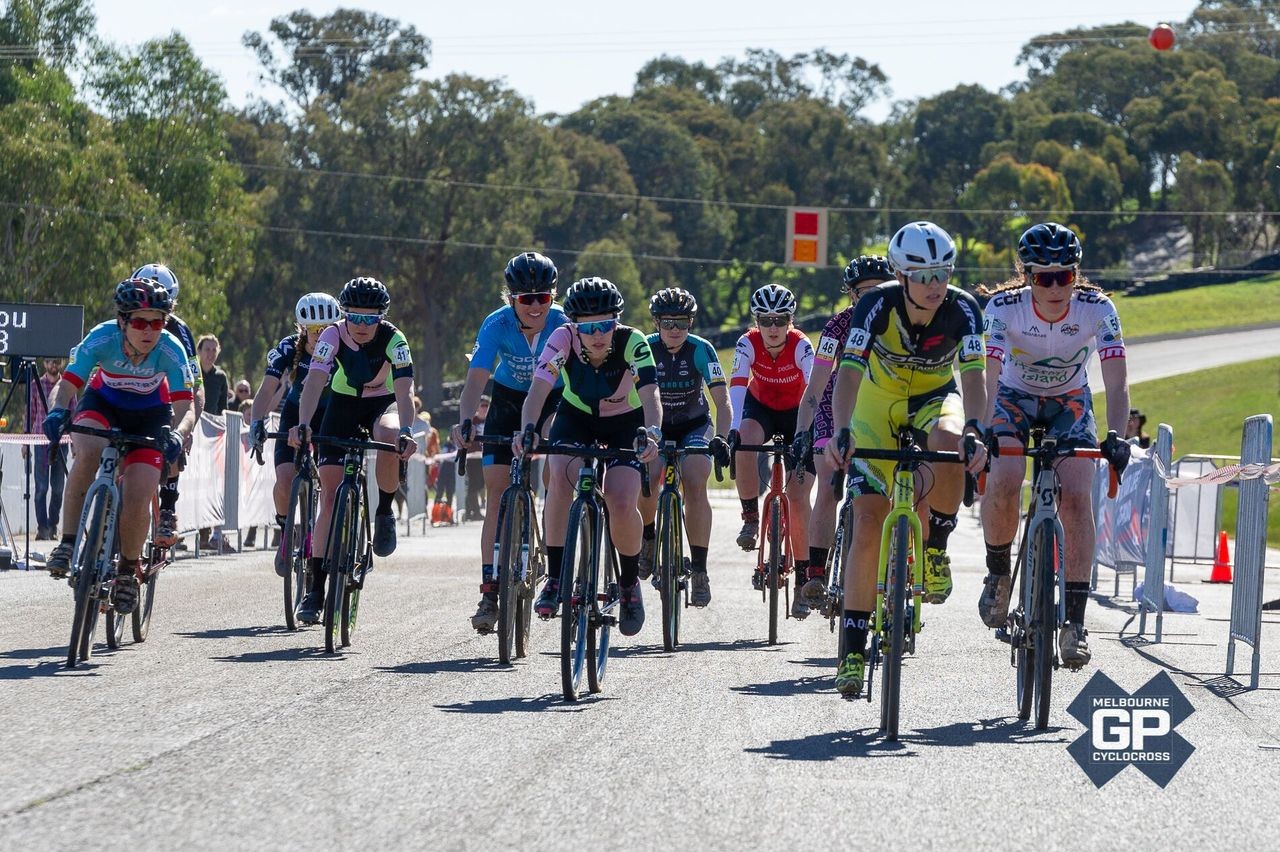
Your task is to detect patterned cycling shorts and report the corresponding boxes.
[849,379,964,498]
[990,385,1096,450]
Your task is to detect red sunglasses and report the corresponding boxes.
[514,292,553,306]
[1031,269,1077,288]
[126,317,165,331]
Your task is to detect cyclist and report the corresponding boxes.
[637,287,733,607]
[452,251,569,634]
[978,222,1130,669]
[248,292,343,576]
[42,279,194,613]
[793,256,894,610]
[515,277,661,637]
[825,221,988,696]
[131,263,203,548]
[289,277,417,624]
[728,283,815,613]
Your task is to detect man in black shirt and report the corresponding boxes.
[198,334,230,417]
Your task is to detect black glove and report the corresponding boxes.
[297,424,311,445]
[161,429,184,465]
[43,408,70,443]
[834,427,852,460]
[1099,429,1131,482]
[709,434,731,468]
[398,428,414,456]
[726,428,741,454]
[789,429,812,470]
[250,419,267,450]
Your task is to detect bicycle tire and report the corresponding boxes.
[560,500,593,701]
[342,485,371,648]
[1032,520,1058,730]
[67,490,110,668]
[515,507,542,660]
[106,606,126,650]
[590,522,618,694]
[881,515,910,741]
[283,473,314,632]
[133,506,164,643]
[324,485,356,654]
[495,492,519,664]
[657,489,682,652]
[767,499,781,645]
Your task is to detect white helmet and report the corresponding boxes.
[132,263,179,301]
[749,283,797,316]
[887,221,956,272]
[295,292,342,325]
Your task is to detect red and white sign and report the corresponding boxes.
[785,207,828,267]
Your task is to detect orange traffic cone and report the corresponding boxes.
[1207,530,1233,583]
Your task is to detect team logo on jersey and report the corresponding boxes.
[1061,324,1080,336]
[393,342,412,366]
[313,341,334,363]
[267,349,282,368]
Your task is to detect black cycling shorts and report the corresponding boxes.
[73,388,171,470]
[275,400,327,468]
[547,404,646,474]
[316,394,394,467]
[483,381,563,466]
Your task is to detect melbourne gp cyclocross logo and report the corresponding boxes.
[1066,671,1195,788]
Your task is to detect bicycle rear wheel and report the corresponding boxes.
[560,501,593,701]
[657,490,683,652]
[590,524,618,694]
[880,516,910,741]
[67,491,110,668]
[1031,520,1058,730]
[283,473,314,631]
[766,499,782,645]
[133,506,164,643]
[324,486,356,654]
[495,492,520,664]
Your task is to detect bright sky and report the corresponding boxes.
[92,0,1201,122]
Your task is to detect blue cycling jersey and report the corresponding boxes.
[65,321,194,410]
[469,305,568,391]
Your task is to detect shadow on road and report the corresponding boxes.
[174,625,294,641]
[611,638,782,658]
[731,674,829,697]
[376,657,512,676]
[906,717,1072,748]
[435,693,604,714]
[0,646,110,679]
[746,728,917,760]
[212,646,334,664]
[747,717,1069,761]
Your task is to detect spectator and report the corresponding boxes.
[22,357,68,540]
[1126,408,1151,449]
[198,335,230,417]
[434,439,457,525]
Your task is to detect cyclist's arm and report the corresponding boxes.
[171,398,195,439]
[1099,357,1130,437]
[709,383,732,437]
[46,375,78,412]
[299,327,339,427]
[454,366,492,436]
[983,355,1003,427]
[249,375,282,423]
[958,368,987,432]
[828,361,864,436]
[393,375,415,432]
[728,335,753,430]
[520,376,553,431]
[297,367,327,428]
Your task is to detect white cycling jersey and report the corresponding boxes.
[984,286,1125,394]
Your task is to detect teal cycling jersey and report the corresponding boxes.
[647,332,725,427]
[64,321,194,410]
[470,305,569,392]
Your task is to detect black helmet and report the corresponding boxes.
[563,277,624,319]
[504,251,558,293]
[842,255,893,289]
[339,276,391,310]
[649,287,698,317]
[114,278,172,314]
[1017,222,1082,269]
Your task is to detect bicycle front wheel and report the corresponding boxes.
[67,490,110,668]
[324,486,356,654]
[342,489,370,648]
[880,515,910,741]
[657,490,683,652]
[766,499,782,645]
[560,501,594,701]
[495,492,520,664]
[515,509,542,660]
[590,525,618,694]
[1031,520,1058,730]
[283,473,315,631]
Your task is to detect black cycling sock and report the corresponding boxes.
[376,489,396,515]
[842,610,871,658]
[985,541,1013,575]
[1066,582,1090,624]
[546,546,564,581]
[159,476,179,512]
[307,557,325,592]
[643,523,655,541]
[793,559,809,588]
[926,509,958,551]
[809,547,830,574]
[740,497,758,516]
[275,514,287,529]
[690,546,708,573]
[618,552,640,588]
[61,533,75,546]
[118,558,140,578]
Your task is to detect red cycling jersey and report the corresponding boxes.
[729,327,814,428]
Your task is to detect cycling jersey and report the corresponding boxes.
[840,283,984,396]
[533,324,656,418]
[64,321,194,410]
[648,332,725,428]
[729,328,813,429]
[265,334,330,406]
[813,306,855,444]
[470,304,569,391]
[165,314,202,391]
[983,287,1125,395]
[309,321,413,397]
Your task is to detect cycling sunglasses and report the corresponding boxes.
[657,318,692,331]
[126,317,165,331]
[1031,269,1077,288]
[345,312,383,326]
[576,319,617,335]
[756,315,792,328]
[514,291,554,306]
[302,323,329,334]
[900,266,952,285]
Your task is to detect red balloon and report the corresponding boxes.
[1149,23,1176,51]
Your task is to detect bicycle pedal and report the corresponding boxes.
[994,627,1011,644]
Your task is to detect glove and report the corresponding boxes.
[789,430,812,470]
[43,408,70,443]
[297,424,311,445]
[726,428,741,454]
[1099,429,1131,482]
[709,434,731,468]
[161,429,184,464]
[249,419,267,450]
[398,428,414,456]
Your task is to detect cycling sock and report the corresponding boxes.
[842,610,871,657]
[740,497,758,516]
[275,514,287,529]
[985,541,1013,576]
[118,558,140,577]
[809,546,830,574]
[793,559,809,588]
[643,523,655,541]
[306,557,325,592]
[481,562,496,583]
[159,476,179,512]
[546,546,564,581]
[1066,582,1090,623]
[690,545,708,573]
[61,533,75,547]
[926,509,958,551]
[618,552,640,588]
[376,489,396,515]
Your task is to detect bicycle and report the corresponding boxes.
[257,432,319,632]
[61,424,166,669]
[535,432,648,702]
[990,428,1116,729]
[128,492,171,644]
[651,441,723,652]
[731,434,804,646]
[837,426,978,741]
[822,468,855,645]
[311,430,404,654]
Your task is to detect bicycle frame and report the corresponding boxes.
[733,434,800,644]
[482,435,545,663]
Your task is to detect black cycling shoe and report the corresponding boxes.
[296,590,323,624]
[372,513,397,557]
[112,573,139,615]
[619,582,645,636]
[534,579,560,619]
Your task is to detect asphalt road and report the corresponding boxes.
[2,495,1278,850]
[1086,324,1280,388]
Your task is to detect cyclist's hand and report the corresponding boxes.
[249,419,267,454]
[183,431,194,452]
[727,428,740,454]
[709,434,731,468]
[513,424,536,459]
[397,428,416,460]
[639,435,659,464]
[1099,429,1130,483]
[43,408,70,443]
[161,429,184,465]
[827,427,854,468]
[963,434,988,475]
[789,430,812,470]
[452,418,472,449]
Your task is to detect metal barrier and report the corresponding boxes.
[1226,414,1274,689]
[1166,454,1228,580]
[1137,424,1173,642]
